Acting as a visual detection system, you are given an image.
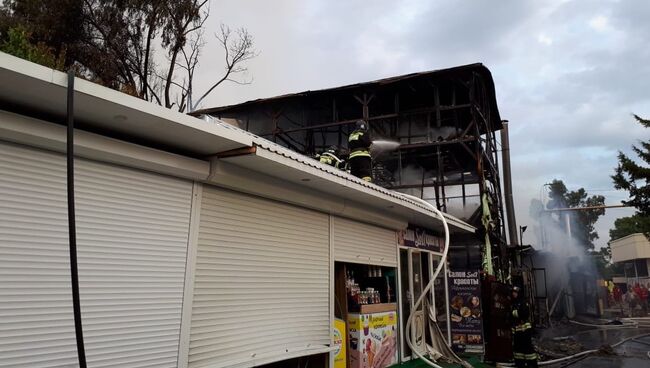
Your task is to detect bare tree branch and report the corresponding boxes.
[191,23,257,111]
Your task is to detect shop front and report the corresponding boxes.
[397,226,451,362]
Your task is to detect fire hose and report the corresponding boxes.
[495,332,650,367]
[399,193,472,368]
[568,319,637,329]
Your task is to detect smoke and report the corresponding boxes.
[393,164,480,220]
[429,126,458,141]
[528,199,600,318]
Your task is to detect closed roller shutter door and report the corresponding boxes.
[332,216,397,267]
[189,186,330,368]
[0,142,193,368]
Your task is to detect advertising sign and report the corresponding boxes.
[447,270,484,354]
[347,312,397,368]
[398,227,442,252]
[333,318,347,368]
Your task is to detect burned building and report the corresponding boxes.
[193,63,511,277]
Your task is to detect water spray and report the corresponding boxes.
[370,139,401,157]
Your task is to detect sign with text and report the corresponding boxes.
[398,227,442,252]
[448,270,484,354]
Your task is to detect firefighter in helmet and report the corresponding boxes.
[511,286,538,367]
[317,145,342,168]
[348,120,372,181]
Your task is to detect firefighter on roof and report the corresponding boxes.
[348,120,372,181]
[317,146,343,168]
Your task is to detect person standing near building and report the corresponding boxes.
[348,120,372,182]
[510,286,538,367]
[640,284,649,316]
[512,303,538,368]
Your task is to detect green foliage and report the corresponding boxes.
[609,214,650,241]
[546,179,606,249]
[0,26,64,69]
[612,115,650,215]
[0,0,82,68]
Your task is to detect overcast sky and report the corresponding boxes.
[193,0,650,249]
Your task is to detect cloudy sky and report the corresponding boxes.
[192,0,650,249]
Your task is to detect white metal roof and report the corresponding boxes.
[0,52,474,234]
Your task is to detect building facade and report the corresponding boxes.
[0,53,474,368]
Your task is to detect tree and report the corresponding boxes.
[545,179,606,249]
[0,26,64,69]
[609,214,650,241]
[0,0,83,68]
[611,115,650,240]
[0,0,256,112]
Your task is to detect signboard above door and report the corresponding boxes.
[398,226,443,252]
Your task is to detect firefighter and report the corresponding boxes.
[348,120,372,181]
[511,286,538,367]
[317,146,342,168]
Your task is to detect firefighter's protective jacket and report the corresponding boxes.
[348,129,371,158]
[319,152,341,168]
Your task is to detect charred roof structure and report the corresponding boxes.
[194,63,509,276]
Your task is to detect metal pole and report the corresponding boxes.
[500,121,518,246]
[544,204,631,212]
[66,70,87,368]
[443,262,451,345]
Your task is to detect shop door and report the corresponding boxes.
[409,250,426,355]
[399,249,426,361]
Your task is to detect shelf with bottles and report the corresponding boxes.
[344,263,396,313]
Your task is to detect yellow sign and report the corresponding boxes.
[347,313,397,368]
[333,318,347,368]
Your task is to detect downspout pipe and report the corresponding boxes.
[66,70,87,368]
[500,121,518,247]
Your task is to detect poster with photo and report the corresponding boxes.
[447,270,484,354]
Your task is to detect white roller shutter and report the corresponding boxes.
[0,141,193,368]
[189,186,330,368]
[332,216,397,267]
[0,142,76,367]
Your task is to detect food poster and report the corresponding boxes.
[333,318,347,368]
[347,312,397,368]
[448,270,484,354]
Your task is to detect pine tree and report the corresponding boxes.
[612,115,650,214]
[611,115,650,238]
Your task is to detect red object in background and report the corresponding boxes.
[613,286,623,303]
[633,284,643,299]
[640,287,649,301]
